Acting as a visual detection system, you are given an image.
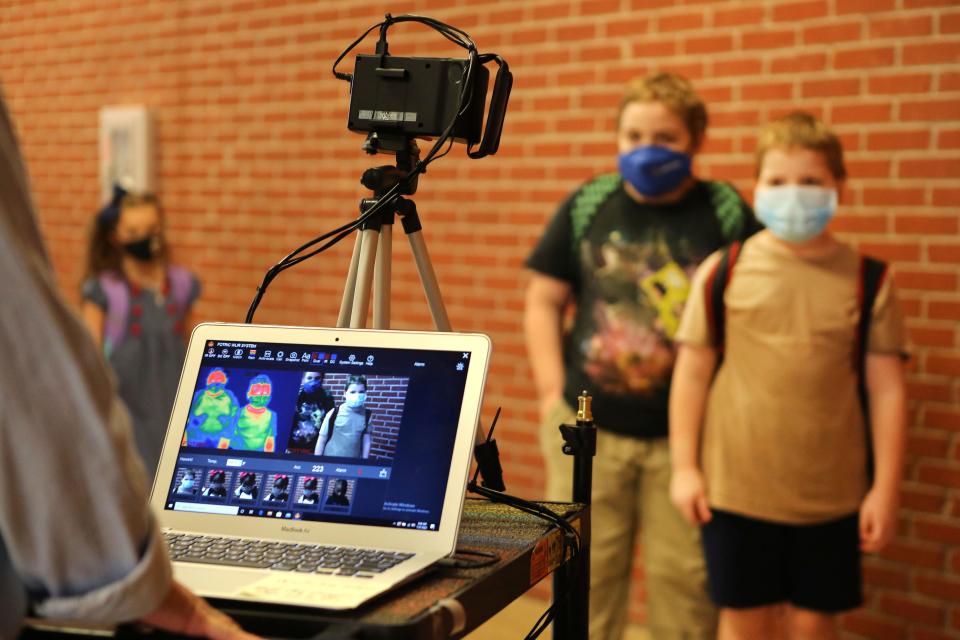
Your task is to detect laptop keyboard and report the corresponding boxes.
[163,532,413,577]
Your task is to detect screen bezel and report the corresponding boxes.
[150,322,491,556]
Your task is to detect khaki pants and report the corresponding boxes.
[540,399,717,640]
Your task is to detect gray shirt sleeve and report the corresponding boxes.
[0,89,170,631]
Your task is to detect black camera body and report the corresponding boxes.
[348,54,489,150]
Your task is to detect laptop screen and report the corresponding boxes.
[162,338,473,532]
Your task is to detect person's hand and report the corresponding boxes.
[859,486,899,553]
[139,581,261,639]
[670,467,712,526]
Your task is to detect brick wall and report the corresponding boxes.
[1,1,958,636]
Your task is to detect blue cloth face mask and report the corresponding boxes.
[618,145,692,198]
[754,185,838,243]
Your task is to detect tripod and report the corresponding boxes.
[336,142,451,332]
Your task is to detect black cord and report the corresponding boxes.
[246,13,484,323]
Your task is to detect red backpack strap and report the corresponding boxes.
[704,241,742,357]
[98,271,130,357]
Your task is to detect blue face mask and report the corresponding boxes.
[754,185,837,243]
[618,145,692,198]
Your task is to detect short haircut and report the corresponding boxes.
[755,111,847,181]
[618,72,708,149]
[347,375,367,389]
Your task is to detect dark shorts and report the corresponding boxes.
[701,509,862,613]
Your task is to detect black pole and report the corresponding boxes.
[553,391,595,640]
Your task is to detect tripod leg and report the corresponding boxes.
[373,223,392,329]
[338,233,364,328]
[349,228,379,328]
[406,229,451,332]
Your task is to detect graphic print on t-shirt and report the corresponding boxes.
[579,230,697,396]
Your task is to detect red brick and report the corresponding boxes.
[841,609,908,639]
[902,486,948,512]
[932,189,960,206]
[713,5,765,27]
[880,540,944,569]
[580,44,622,62]
[556,23,596,41]
[836,0,896,11]
[927,355,960,377]
[916,574,960,601]
[944,11,960,34]
[930,301,960,321]
[943,71,960,91]
[605,18,650,38]
[803,21,861,45]
[831,214,887,233]
[904,40,960,66]
[742,82,794,101]
[937,129,960,149]
[744,29,796,49]
[631,39,677,58]
[902,99,960,122]
[925,409,960,431]
[878,594,945,626]
[835,46,896,69]
[580,0,621,15]
[859,241,921,262]
[930,244,960,264]
[771,52,827,74]
[868,73,934,95]
[862,564,911,590]
[896,270,957,291]
[896,214,958,234]
[710,57,764,77]
[683,35,734,55]
[801,77,860,98]
[867,130,932,151]
[657,12,704,32]
[901,158,960,180]
[831,102,892,124]
[772,0,828,21]
[907,381,954,402]
[870,14,934,38]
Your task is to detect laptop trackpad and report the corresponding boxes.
[173,563,265,595]
[173,563,377,609]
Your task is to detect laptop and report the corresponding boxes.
[149,322,491,610]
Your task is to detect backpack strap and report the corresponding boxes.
[856,255,888,481]
[167,265,194,313]
[704,241,743,359]
[98,271,130,358]
[705,180,747,243]
[569,173,622,253]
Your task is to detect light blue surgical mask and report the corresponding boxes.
[754,185,837,243]
[345,393,366,409]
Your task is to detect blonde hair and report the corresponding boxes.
[618,72,708,149]
[755,112,847,180]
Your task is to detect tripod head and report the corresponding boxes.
[360,139,419,198]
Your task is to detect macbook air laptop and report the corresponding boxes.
[149,323,491,610]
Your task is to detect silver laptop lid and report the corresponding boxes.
[151,323,491,556]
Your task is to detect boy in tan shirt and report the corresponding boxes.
[669,112,907,640]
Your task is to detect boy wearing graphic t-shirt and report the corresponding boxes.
[670,112,908,640]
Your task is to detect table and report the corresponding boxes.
[22,498,590,640]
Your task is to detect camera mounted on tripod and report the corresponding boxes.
[334,13,513,160]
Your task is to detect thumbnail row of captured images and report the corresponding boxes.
[171,466,355,514]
